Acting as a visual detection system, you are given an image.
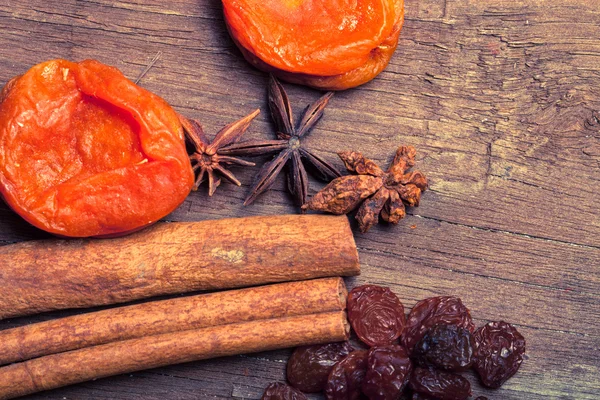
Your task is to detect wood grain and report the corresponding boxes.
[0,0,598,399]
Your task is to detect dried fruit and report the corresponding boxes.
[223,0,405,90]
[325,350,369,400]
[473,321,526,388]
[402,297,475,354]
[287,342,354,393]
[261,382,308,400]
[302,146,427,233]
[362,345,412,400]
[408,367,471,400]
[221,76,341,206]
[413,324,474,371]
[347,285,406,347]
[0,59,193,237]
[180,110,259,196]
[474,397,489,400]
[410,393,436,400]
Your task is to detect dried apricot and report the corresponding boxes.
[0,59,194,237]
[223,0,405,90]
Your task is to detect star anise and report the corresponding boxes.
[302,146,428,233]
[219,75,341,206]
[180,109,260,196]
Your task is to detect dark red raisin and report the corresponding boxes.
[402,296,475,353]
[325,350,369,400]
[408,367,471,400]
[287,342,354,392]
[410,393,437,400]
[474,397,489,400]
[261,382,308,400]
[347,285,406,347]
[413,324,474,371]
[473,321,526,388]
[362,345,413,400]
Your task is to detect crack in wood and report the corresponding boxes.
[357,244,600,297]
[413,215,600,250]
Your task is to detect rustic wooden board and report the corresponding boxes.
[0,0,599,399]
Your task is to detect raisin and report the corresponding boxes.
[402,296,475,353]
[473,321,526,388]
[410,393,436,400]
[362,345,413,400]
[347,285,406,347]
[409,367,471,400]
[413,324,474,371]
[287,342,354,392]
[325,350,369,400]
[261,382,308,400]
[474,397,489,400]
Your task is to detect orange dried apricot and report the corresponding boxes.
[223,0,405,90]
[0,59,194,237]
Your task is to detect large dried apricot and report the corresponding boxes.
[0,59,194,237]
[223,0,405,90]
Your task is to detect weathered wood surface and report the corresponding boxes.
[0,0,598,399]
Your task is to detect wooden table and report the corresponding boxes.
[0,1,598,399]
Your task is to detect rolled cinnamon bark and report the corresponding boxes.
[0,277,347,365]
[0,311,350,400]
[0,214,359,319]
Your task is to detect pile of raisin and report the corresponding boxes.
[261,285,526,400]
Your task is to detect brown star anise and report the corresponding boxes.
[302,146,428,233]
[180,109,260,196]
[219,75,341,206]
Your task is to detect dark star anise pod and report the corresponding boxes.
[180,110,259,196]
[302,146,428,232]
[219,75,341,206]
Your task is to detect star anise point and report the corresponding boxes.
[181,109,260,196]
[223,76,341,206]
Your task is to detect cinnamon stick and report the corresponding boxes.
[0,311,350,400]
[0,277,347,365]
[0,214,359,319]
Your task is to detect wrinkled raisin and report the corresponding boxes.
[413,324,474,371]
[261,382,308,400]
[325,350,369,400]
[402,296,475,353]
[362,345,412,400]
[473,321,526,388]
[287,342,354,392]
[474,397,489,400]
[410,393,436,400]
[409,367,471,400]
[347,285,406,347]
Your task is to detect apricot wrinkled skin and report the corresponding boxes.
[0,59,194,237]
[223,0,405,90]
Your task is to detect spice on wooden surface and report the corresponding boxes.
[220,75,341,206]
[180,109,259,195]
[0,312,350,400]
[302,146,428,232]
[0,277,347,365]
[0,214,359,319]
